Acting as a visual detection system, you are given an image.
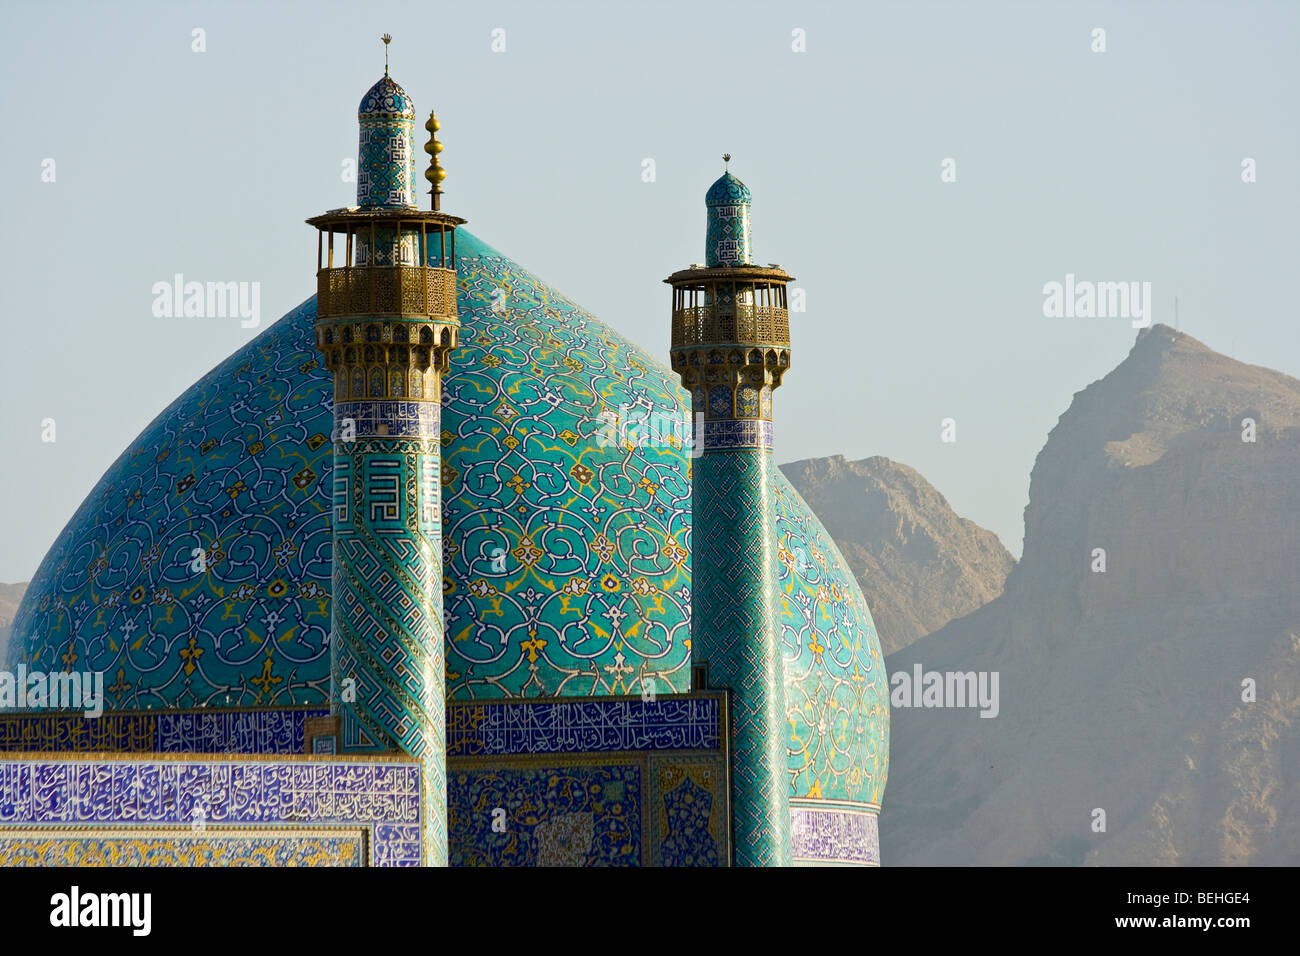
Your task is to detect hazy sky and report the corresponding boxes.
[2,0,1297,582]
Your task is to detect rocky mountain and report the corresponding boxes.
[0,582,28,665]
[882,325,1300,866]
[781,455,1014,656]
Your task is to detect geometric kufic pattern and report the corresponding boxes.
[704,173,753,268]
[356,75,418,210]
[331,430,445,866]
[0,755,421,866]
[692,450,791,866]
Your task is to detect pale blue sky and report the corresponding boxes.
[2,0,1297,581]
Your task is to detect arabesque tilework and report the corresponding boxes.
[774,479,889,863]
[8,232,888,866]
[7,232,698,707]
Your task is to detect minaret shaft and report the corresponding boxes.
[308,59,466,866]
[691,449,791,865]
[309,218,460,867]
[667,168,795,865]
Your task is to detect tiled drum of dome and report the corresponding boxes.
[774,475,889,865]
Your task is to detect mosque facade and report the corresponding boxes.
[0,50,889,867]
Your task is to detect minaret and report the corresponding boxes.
[306,36,464,866]
[666,158,794,866]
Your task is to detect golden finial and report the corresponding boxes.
[425,110,446,211]
[382,34,392,75]
[723,152,731,170]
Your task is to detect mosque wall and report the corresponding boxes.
[0,695,732,866]
[0,754,421,866]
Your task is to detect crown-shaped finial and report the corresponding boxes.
[425,110,446,211]
[382,33,392,75]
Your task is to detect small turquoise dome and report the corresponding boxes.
[356,73,418,208]
[358,74,415,119]
[704,171,753,266]
[705,171,752,206]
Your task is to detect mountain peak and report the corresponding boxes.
[781,455,1013,656]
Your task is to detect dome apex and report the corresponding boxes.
[705,170,752,206]
[358,74,415,119]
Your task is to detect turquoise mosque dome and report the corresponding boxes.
[9,229,888,810]
[358,74,416,118]
[705,170,752,206]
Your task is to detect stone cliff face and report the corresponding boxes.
[780,455,1014,656]
[883,325,1300,866]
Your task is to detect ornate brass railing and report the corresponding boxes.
[317,265,458,320]
[671,305,790,349]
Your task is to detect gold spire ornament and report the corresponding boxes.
[382,33,392,75]
[425,110,447,211]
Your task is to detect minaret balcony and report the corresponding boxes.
[317,264,458,321]
[671,303,790,350]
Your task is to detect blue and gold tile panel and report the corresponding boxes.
[448,759,642,866]
[448,751,729,867]
[0,707,328,754]
[0,755,422,866]
[447,694,722,756]
[700,418,773,451]
[647,753,728,866]
[0,827,367,866]
[334,401,440,438]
